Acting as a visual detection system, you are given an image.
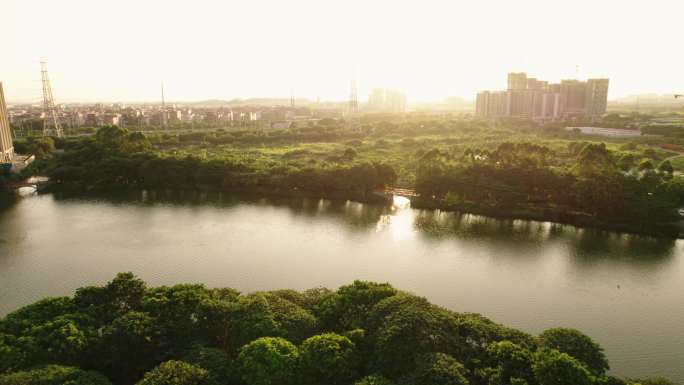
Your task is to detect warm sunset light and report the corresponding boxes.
[2,1,684,384]
[3,0,683,103]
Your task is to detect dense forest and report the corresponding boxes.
[26,125,398,202]
[413,141,684,235]
[0,273,676,385]
[15,119,684,236]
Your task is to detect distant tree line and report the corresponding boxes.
[35,126,397,201]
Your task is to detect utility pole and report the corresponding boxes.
[40,59,64,138]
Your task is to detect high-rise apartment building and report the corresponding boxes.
[559,80,587,118]
[507,73,528,91]
[367,88,406,113]
[0,82,13,164]
[384,89,406,113]
[476,73,609,121]
[585,79,610,117]
[369,88,386,110]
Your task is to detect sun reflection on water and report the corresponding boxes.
[392,195,411,209]
[376,195,415,240]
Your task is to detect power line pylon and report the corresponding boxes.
[347,78,360,130]
[40,59,63,138]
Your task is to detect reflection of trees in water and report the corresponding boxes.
[414,210,558,243]
[0,193,16,211]
[412,208,676,264]
[277,198,391,230]
[0,194,29,252]
[50,189,391,232]
[568,229,675,264]
[46,189,679,265]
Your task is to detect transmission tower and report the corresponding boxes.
[347,78,360,130]
[40,59,63,138]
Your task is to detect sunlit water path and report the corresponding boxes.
[0,191,683,382]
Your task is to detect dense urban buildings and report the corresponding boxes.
[5,102,333,133]
[6,93,412,135]
[476,72,609,120]
[0,82,13,164]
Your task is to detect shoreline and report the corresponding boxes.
[40,182,683,239]
[411,197,682,239]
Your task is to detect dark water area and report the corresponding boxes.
[0,190,682,382]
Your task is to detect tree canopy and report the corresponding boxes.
[0,274,674,385]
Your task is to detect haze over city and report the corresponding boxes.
[5,1,684,385]
[3,0,684,103]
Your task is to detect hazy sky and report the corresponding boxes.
[2,0,683,103]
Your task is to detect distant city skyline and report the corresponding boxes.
[476,72,609,120]
[5,91,683,106]
[3,0,683,103]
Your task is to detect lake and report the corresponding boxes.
[1,190,683,382]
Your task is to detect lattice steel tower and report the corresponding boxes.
[40,59,63,138]
[347,78,360,130]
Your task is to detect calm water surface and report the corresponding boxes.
[0,191,683,382]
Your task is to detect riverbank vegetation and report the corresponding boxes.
[26,124,398,202]
[17,116,684,236]
[412,141,684,236]
[0,273,676,385]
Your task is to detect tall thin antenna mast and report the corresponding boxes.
[40,58,63,138]
[161,82,166,129]
[635,96,640,114]
[349,79,358,113]
[290,88,295,108]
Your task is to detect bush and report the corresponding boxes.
[136,360,209,385]
[532,349,593,385]
[237,337,299,385]
[0,365,112,385]
[299,333,357,385]
[181,345,236,385]
[398,353,469,385]
[355,374,394,385]
[539,328,608,375]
